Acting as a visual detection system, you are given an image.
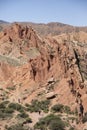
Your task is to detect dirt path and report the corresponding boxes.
[29,112,49,128]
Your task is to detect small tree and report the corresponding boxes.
[34,114,65,130]
[51,104,64,113]
[49,119,65,130]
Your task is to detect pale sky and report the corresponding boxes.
[0,0,87,26]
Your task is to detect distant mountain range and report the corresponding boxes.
[19,22,87,36]
[0,20,87,36]
[0,20,9,24]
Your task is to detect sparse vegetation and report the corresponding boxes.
[51,104,72,114]
[69,127,75,130]
[0,101,13,119]
[17,111,29,118]
[24,117,32,123]
[0,55,26,66]
[34,114,65,130]
[25,47,40,59]
[0,101,32,129]
[0,110,12,119]
[51,104,64,113]
[0,22,87,130]
[82,112,87,123]
[8,102,25,112]
[7,85,16,91]
[26,99,50,113]
[74,107,78,116]
[64,105,71,114]
[5,123,29,130]
[4,107,14,114]
[51,104,63,112]
[0,101,9,109]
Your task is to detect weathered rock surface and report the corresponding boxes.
[0,23,87,113]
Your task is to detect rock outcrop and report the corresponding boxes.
[0,23,87,113]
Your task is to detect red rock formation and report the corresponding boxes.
[0,23,87,113]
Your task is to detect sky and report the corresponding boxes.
[0,0,87,26]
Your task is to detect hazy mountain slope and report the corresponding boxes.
[0,20,9,24]
[0,20,87,36]
[20,22,87,37]
[0,20,9,32]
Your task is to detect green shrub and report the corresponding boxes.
[68,117,77,123]
[49,119,65,130]
[26,100,50,113]
[24,117,32,123]
[0,101,9,109]
[64,105,71,114]
[0,101,14,119]
[0,110,12,119]
[8,103,24,112]
[69,127,75,130]
[17,112,29,119]
[39,100,50,113]
[4,107,14,114]
[51,104,72,114]
[25,104,34,112]
[74,107,78,116]
[7,86,16,91]
[34,114,65,130]
[82,112,87,123]
[26,100,40,112]
[25,103,30,107]
[34,122,46,130]
[51,104,64,113]
[5,123,29,130]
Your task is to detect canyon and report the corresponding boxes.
[0,22,87,130]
